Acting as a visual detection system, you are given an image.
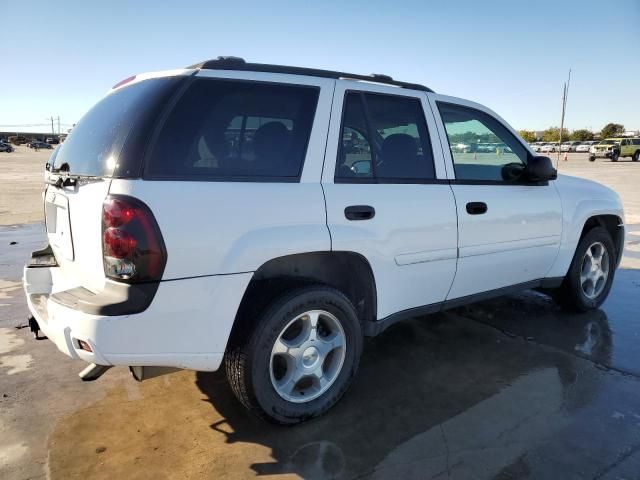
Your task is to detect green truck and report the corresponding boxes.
[589,137,640,162]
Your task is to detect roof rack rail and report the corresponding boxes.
[187,56,434,92]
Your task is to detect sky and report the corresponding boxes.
[1,0,639,134]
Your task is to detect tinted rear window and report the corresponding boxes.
[146,78,319,180]
[53,78,181,177]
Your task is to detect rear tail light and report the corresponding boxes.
[77,340,93,352]
[102,196,167,282]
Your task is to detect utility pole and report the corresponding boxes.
[50,116,55,136]
[57,116,60,135]
[557,69,571,167]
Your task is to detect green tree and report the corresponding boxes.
[600,123,625,139]
[518,130,537,143]
[541,127,570,142]
[571,129,594,141]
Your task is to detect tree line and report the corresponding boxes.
[518,123,626,143]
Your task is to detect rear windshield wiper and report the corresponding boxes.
[46,166,103,188]
[46,174,103,188]
[46,175,78,188]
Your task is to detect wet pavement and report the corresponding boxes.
[1,223,640,479]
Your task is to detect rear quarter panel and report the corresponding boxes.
[108,180,331,278]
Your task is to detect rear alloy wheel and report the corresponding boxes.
[552,226,616,311]
[270,310,346,403]
[225,285,362,424]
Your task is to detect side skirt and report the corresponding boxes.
[363,277,564,337]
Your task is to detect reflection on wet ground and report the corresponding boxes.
[454,268,640,376]
[1,223,640,479]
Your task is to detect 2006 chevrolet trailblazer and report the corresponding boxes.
[23,57,625,424]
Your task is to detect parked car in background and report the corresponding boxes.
[589,138,640,162]
[8,135,28,145]
[576,141,597,153]
[541,143,558,153]
[29,140,53,150]
[24,57,626,424]
[46,137,60,145]
[561,141,581,152]
[0,142,14,153]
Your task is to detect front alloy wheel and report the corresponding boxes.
[552,226,616,311]
[579,242,610,299]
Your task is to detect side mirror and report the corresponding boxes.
[526,155,557,182]
[351,160,372,175]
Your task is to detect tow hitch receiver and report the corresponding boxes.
[28,316,40,340]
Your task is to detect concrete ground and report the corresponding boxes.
[1,147,639,479]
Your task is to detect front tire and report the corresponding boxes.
[633,150,639,162]
[611,151,619,162]
[552,227,616,312]
[589,155,596,162]
[225,285,363,424]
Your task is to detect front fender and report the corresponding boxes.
[546,175,624,278]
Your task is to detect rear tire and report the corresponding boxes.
[611,152,619,162]
[225,285,363,424]
[552,227,616,312]
[633,150,640,162]
[589,155,596,162]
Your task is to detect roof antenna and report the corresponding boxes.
[556,68,571,169]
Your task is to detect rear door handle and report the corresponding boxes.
[345,205,375,221]
[466,202,488,215]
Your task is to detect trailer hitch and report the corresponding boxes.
[28,316,41,340]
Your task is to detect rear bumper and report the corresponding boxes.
[23,260,252,372]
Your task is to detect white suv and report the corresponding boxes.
[23,57,625,424]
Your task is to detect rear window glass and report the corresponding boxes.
[146,78,319,180]
[53,78,179,177]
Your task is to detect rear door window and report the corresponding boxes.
[335,92,435,182]
[146,79,319,181]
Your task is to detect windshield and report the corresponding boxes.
[53,78,180,176]
[599,140,618,145]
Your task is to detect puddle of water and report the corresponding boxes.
[0,223,47,282]
[453,267,640,376]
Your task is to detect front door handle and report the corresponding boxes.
[345,205,375,221]
[466,202,488,215]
